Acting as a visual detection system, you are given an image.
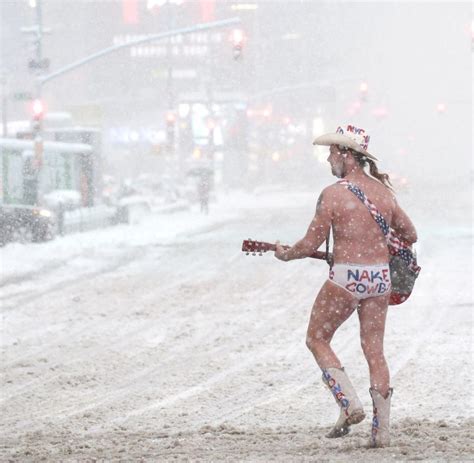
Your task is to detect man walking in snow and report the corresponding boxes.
[274,124,418,447]
[197,170,211,215]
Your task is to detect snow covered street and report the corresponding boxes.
[1,183,472,461]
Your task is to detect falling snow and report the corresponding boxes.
[1,0,472,461]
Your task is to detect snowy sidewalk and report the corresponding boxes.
[0,188,316,299]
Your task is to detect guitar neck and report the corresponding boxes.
[261,242,330,261]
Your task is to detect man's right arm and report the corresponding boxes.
[391,199,418,244]
[275,187,332,261]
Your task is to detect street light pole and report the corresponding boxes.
[33,0,44,173]
[1,74,7,137]
[38,18,241,87]
[20,0,51,204]
[165,1,178,181]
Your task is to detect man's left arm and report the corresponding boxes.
[275,189,332,261]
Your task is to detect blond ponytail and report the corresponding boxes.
[348,149,393,191]
[367,159,393,190]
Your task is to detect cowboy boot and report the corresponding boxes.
[322,367,366,438]
[369,388,393,448]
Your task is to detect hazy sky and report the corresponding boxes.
[324,2,472,180]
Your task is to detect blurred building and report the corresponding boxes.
[1,1,339,185]
[1,1,471,187]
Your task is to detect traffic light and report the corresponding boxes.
[359,81,368,102]
[231,29,244,60]
[436,103,446,114]
[32,98,44,121]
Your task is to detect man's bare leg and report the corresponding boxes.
[357,295,390,397]
[306,280,359,367]
[358,295,392,447]
[306,280,364,437]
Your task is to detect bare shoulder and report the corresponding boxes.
[317,184,342,204]
[371,181,398,218]
[367,176,396,200]
[314,184,346,214]
[314,185,338,214]
[322,183,343,197]
[323,182,349,201]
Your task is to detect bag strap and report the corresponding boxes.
[325,228,332,266]
[337,180,421,274]
[337,180,390,238]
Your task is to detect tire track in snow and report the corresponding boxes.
[1,253,307,429]
[2,243,274,376]
[390,302,462,380]
[0,242,208,368]
[1,204,323,433]
[0,246,151,313]
[0,254,85,290]
[83,272,332,431]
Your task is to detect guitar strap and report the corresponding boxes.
[337,179,420,275]
[337,180,390,238]
[325,227,332,267]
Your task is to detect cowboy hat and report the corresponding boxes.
[313,124,379,161]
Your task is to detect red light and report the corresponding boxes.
[207,118,216,130]
[246,107,271,118]
[32,99,44,118]
[436,103,446,113]
[166,112,176,123]
[231,29,244,46]
[199,0,216,22]
[360,82,369,93]
[347,101,361,116]
[122,0,139,25]
[372,106,388,118]
[230,29,245,60]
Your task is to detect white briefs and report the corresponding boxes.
[329,263,392,300]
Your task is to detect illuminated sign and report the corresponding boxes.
[112,32,223,58]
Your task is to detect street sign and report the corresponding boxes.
[28,58,50,71]
[13,92,33,101]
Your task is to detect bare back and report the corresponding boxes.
[327,173,394,265]
[275,165,417,266]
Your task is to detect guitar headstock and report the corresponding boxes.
[242,239,273,256]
